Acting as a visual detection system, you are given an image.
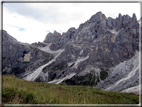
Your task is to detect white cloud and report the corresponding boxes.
[3,3,140,44]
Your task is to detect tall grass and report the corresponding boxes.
[2,75,139,104]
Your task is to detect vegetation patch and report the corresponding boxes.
[43,55,53,63]
[2,75,139,104]
[69,63,75,67]
[3,67,25,76]
[51,62,68,71]
[3,87,37,104]
[68,73,100,86]
[43,52,54,63]
[43,58,50,63]
[43,66,49,71]
[100,68,109,80]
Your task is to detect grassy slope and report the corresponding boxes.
[2,75,139,104]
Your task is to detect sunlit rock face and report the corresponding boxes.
[2,11,140,94]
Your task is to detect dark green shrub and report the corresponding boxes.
[3,88,16,102]
[51,63,68,71]
[4,67,25,75]
[3,87,37,104]
[23,93,34,103]
[69,63,75,67]
[43,58,49,63]
[100,69,108,80]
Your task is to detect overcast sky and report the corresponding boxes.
[3,2,140,44]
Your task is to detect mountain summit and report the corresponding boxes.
[2,12,140,94]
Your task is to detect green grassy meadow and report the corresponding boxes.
[2,75,139,104]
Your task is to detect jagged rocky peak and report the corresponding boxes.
[44,27,77,51]
[129,13,139,29]
[2,30,18,43]
[65,27,76,37]
[31,42,47,47]
[132,13,137,21]
[67,27,76,32]
[107,13,139,31]
[118,13,122,17]
[43,30,61,43]
[61,27,76,41]
[62,27,76,37]
[53,30,61,36]
[89,11,106,23]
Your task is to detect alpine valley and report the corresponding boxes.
[2,12,141,95]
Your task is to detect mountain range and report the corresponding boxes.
[1,11,140,94]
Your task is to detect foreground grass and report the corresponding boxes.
[2,75,139,104]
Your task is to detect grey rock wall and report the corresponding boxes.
[2,11,140,94]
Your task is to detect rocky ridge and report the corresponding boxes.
[2,30,53,78]
[2,11,140,94]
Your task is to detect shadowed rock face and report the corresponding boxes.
[2,30,53,77]
[2,11,140,94]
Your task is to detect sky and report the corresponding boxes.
[3,2,141,44]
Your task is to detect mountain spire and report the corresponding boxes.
[89,11,106,23]
[132,13,137,21]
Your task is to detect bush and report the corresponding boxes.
[100,68,108,80]
[51,63,68,71]
[3,87,37,104]
[69,63,75,67]
[3,88,16,103]
[3,67,25,75]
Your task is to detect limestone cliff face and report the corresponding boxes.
[44,12,139,69]
[42,12,139,92]
[43,27,76,51]
[2,30,53,77]
[2,12,140,94]
[96,51,139,94]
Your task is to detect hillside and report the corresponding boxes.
[2,75,139,104]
